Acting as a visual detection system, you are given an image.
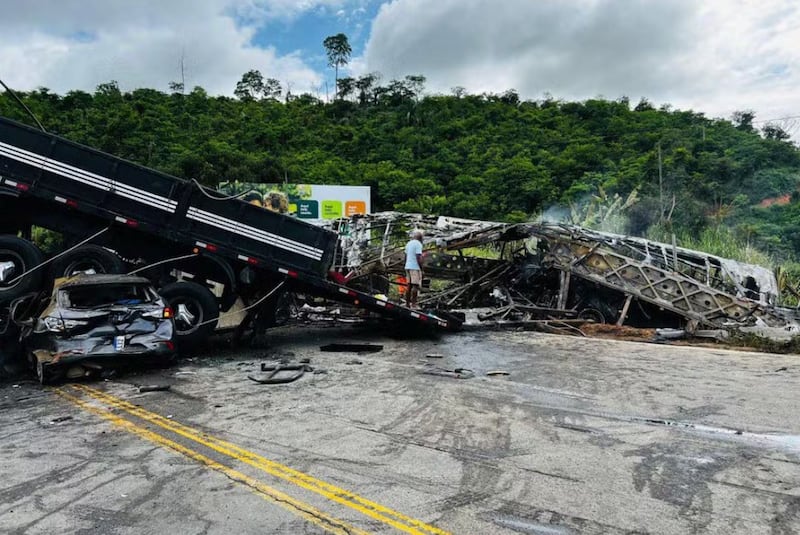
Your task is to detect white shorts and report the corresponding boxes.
[405,269,422,286]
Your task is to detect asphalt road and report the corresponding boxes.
[1,326,799,534]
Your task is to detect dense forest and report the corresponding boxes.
[1,71,799,267]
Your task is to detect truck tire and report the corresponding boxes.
[50,244,125,279]
[0,235,44,304]
[159,281,219,348]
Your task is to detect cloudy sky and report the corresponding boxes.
[1,0,798,130]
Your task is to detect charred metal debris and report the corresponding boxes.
[322,212,800,340]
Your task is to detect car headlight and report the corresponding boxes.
[43,317,89,332]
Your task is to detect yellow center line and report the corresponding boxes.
[53,388,369,535]
[71,384,451,535]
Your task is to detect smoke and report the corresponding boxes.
[538,204,572,224]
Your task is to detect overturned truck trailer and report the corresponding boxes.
[330,213,800,336]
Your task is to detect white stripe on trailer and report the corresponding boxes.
[338,288,350,294]
[0,143,176,212]
[187,207,323,258]
[410,312,420,318]
[115,216,128,224]
[186,207,323,261]
[375,300,386,307]
[278,268,289,274]
[55,196,67,203]
[0,141,178,210]
[0,141,177,212]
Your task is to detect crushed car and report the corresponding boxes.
[12,274,176,384]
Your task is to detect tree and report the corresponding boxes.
[336,77,355,101]
[323,33,352,100]
[451,86,467,98]
[634,98,654,112]
[404,75,426,101]
[356,73,378,105]
[263,78,282,101]
[234,70,265,101]
[732,110,756,131]
[763,123,791,141]
[168,81,184,94]
[500,89,520,106]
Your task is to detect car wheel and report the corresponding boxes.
[159,281,219,348]
[35,358,56,385]
[0,235,44,304]
[50,244,125,279]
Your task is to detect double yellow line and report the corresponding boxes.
[55,384,450,535]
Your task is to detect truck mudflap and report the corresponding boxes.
[277,267,462,331]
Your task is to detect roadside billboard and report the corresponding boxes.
[218,182,371,220]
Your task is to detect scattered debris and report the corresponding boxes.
[320,343,384,353]
[487,370,510,376]
[248,363,313,384]
[50,415,73,423]
[775,367,788,372]
[421,367,475,379]
[345,359,363,365]
[425,353,444,359]
[138,384,171,393]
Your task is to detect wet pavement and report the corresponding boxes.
[1,325,799,534]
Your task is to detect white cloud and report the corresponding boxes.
[0,0,330,95]
[363,0,800,127]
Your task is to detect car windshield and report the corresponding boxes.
[60,283,157,309]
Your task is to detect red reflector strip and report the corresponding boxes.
[195,241,216,251]
[418,315,428,322]
[287,270,298,278]
[348,290,357,297]
[278,267,298,278]
[385,303,394,309]
[56,196,79,208]
[16,182,29,191]
[237,254,258,265]
[114,215,138,227]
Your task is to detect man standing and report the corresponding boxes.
[404,230,424,309]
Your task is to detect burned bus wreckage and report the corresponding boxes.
[327,212,800,340]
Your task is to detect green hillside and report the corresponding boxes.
[2,76,799,262]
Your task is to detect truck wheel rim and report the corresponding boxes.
[0,249,24,290]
